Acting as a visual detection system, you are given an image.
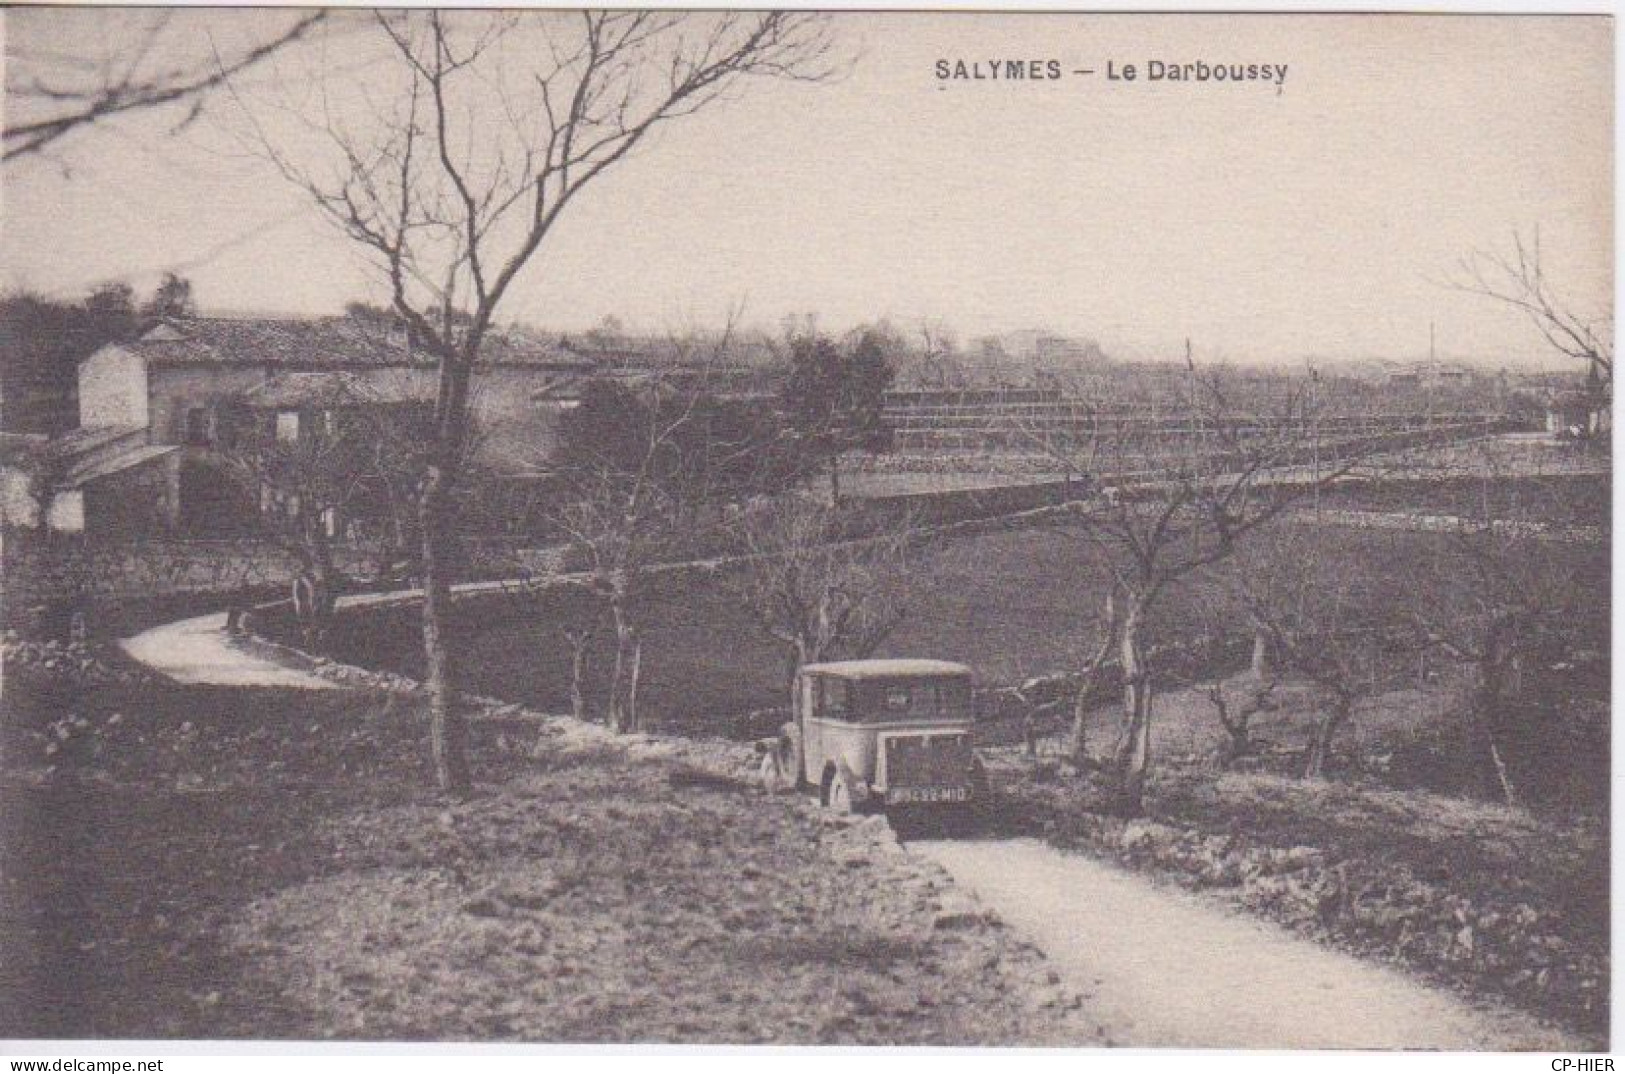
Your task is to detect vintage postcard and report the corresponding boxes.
[0,7,1611,1059]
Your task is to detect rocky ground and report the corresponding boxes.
[982,735,1609,1045]
[0,646,1103,1044]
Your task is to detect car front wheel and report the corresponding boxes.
[970,755,991,802]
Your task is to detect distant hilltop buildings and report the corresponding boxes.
[1337,358,1478,390]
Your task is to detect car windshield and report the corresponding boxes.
[841,677,969,722]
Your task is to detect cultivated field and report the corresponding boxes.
[333,472,1610,749]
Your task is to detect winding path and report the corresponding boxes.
[118,576,539,689]
[911,837,1577,1050]
[119,611,336,689]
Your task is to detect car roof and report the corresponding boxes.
[800,659,972,680]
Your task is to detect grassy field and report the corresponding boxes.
[332,522,1136,733]
[333,511,1609,750]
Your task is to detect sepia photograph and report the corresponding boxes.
[0,5,1612,1059]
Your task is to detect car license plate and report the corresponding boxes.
[888,786,969,805]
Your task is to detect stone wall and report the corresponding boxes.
[0,530,577,632]
[144,362,566,469]
[147,363,276,446]
[78,346,148,429]
[0,537,372,627]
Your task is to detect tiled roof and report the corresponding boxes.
[241,371,426,408]
[121,316,597,371]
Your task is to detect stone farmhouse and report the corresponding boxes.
[43,315,599,536]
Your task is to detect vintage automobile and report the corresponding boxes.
[760,658,988,813]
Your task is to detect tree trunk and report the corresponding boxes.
[566,629,593,722]
[1208,683,1253,767]
[626,633,643,733]
[1107,601,1152,815]
[1069,661,1112,769]
[291,572,315,634]
[607,597,640,734]
[828,454,841,505]
[291,511,339,649]
[1068,680,1091,766]
[1217,724,1252,767]
[784,649,801,695]
[421,464,470,796]
[1472,672,1520,807]
[310,514,338,618]
[1070,592,1117,769]
[1303,698,1350,779]
[1251,627,1272,679]
[785,635,813,695]
[1472,615,1529,806]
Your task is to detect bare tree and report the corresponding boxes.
[554,467,678,735]
[1177,579,1276,767]
[1052,591,1120,769]
[729,495,917,695]
[563,623,598,724]
[1199,673,1277,769]
[552,313,789,734]
[3,10,326,165]
[234,11,836,792]
[1030,353,1385,814]
[217,378,434,645]
[911,320,968,390]
[1223,525,1408,779]
[1451,229,1613,388]
[1397,454,1601,805]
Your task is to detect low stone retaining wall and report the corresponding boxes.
[0,535,577,635]
[1310,508,1605,545]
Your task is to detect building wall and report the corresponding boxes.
[46,489,84,534]
[335,364,569,467]
[81,451,180,537]
[0,466,40,529]
[78,346,149,429]
[468,365,571,468]
[146,364,274,446]
[68,357,575,539]
[143,362,566,468]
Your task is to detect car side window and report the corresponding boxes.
[822,678,850,720]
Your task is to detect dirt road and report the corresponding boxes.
[119,612,339,689]
[910,837,1576,1050]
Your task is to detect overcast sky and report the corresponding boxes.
[1,10,1612,367]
